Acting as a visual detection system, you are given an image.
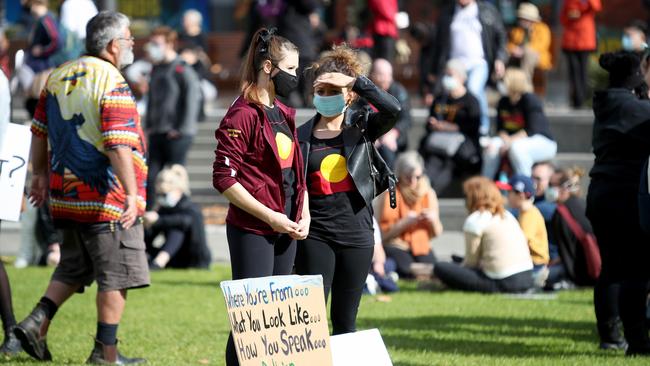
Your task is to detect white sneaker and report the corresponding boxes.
[14,258,28,269]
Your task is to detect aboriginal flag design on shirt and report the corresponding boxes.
[265,105,295,216]
[308,134,355,196]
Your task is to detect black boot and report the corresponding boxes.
[86,339,146,364]
[13,304,52,361]
[0,327,22,356]
[624,324,650,357]
[598,318,627,350]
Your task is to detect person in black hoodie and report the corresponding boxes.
[587,51,650,356]
[144,165,211,270]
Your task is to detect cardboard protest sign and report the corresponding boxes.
[330,329,392,366]
[0,123,31,221]
[220,275,332,366]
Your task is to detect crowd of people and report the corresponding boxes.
[0,0,649,364]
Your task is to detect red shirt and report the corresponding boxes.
[212,97,306,235]
[561,0,602,51]
[368,0,399,39]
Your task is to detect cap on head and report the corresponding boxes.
[507,174,535,198]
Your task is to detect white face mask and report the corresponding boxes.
[157,191,182,208]
[544,187,560,203]
[118,40,134,69]
[442,75,459,92]
[146,42,165,63]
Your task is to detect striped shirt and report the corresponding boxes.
[31,56,147,223]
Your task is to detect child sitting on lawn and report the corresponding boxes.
[505,174,550,286]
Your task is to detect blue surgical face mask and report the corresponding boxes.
[544,187,559,203]
[313,93,347,117]
[442,75,459,92]
[622,35,634,51]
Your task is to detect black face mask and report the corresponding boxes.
[272,67,299,98]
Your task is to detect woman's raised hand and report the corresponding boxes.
[314,72,355,89]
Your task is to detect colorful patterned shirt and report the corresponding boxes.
[31,56,147,223]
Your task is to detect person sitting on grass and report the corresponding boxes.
[546,167,598,289]
[505,174,550,286]
[433,176,534,293]
[144,165,211,269]
[377,152,443,279]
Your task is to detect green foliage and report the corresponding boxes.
[2,266,645,365]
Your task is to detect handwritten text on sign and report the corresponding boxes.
[0,123,31,221]
[220,275,332,366]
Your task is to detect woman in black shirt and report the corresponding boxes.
[296,45,400,335]
[586,51,650,355]
[420,59,481,194]
[482,68,556,179]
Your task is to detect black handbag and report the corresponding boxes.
[359,108,398,209]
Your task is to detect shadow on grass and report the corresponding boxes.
[360,315,606,358]
[151,278,222,288]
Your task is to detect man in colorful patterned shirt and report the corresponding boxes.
[14,11,148,365]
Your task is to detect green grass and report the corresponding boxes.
[1,265,645,365]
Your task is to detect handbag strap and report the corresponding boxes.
[556,204,589,244]
[360,108,397,209]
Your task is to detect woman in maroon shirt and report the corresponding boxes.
[212,28,308,366]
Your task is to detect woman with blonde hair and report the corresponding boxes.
[377,151,443,278]
[296,44,400,334]
[144,164,211,270]
[433,176,534,293]
[482,68,556,179]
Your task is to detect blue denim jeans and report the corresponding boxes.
[482,134,558,179]
[466,59,490,135]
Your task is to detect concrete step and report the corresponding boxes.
[196,108,594,153]
[0,220,464,264]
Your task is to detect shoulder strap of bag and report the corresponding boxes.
[556,204,587,242]
[360,107,397,209]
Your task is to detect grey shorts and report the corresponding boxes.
[52,224,150,292]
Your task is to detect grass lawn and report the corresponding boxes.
[1,265,644,365]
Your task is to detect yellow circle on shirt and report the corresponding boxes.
[320,154,348,183]
[275,132,292,160]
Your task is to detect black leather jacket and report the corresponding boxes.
[298,76,401,208]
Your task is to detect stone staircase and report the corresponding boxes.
[1,106,595,262]
[188,108,595,230]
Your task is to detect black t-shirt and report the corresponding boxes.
[307,134,373,247]
[496,93,553,139]
[429,92,481,141]
[265,104,295,217]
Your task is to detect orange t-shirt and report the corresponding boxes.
[379,189,433,256]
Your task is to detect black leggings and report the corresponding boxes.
[224,224,297,366]
[434,261,533,293]
[587,181,650,347]
[384,246,436,278]
[295,237,374,335]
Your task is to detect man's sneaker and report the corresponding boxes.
[13,304,52,361]
[0,328,22,356]
[86,339,146,364]
[600,340,628,351]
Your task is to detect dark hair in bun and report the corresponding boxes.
[599,51,643,89]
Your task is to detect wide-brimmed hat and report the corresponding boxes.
[518,3,541,22]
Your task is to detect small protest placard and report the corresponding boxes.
[0,123,31,222]
[330,329,392,366]
[220,275,332,366]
